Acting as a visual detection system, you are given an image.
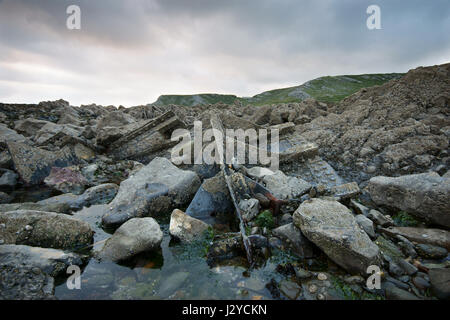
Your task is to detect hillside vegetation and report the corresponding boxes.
[152,73,404,106]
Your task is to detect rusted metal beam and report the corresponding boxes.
[210,113,253,266]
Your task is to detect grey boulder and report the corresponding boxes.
[0,210,93,250]
[368,173,450,228]
[102,157,200,228]
[293,198,380,274]
[98,217,163,262]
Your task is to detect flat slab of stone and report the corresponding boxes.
[107,111,185,160]
[380,226,450,250]
[102,157,200,228]
[262,170,311,199]
[0,210,93,250]
[368,173,450,228]
[293,198,380,274]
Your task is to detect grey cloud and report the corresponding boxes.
[0,0,449,106]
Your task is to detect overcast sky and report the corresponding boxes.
[0,0,449,106]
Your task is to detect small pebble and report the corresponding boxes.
[317,293,325,300]
[308,284,318,294]
[317,273,327,281]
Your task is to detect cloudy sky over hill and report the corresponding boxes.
[0,0,449,106]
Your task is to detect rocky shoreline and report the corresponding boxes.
[0,63,449,300]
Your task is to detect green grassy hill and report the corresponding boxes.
[151,73,404,107]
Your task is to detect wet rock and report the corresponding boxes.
[207,234,244,266]
[0,264,55,300]
[7,141,80,185]
[415,244,448,260]
[0,168,18,191]
[396,235,418,258]
[0,202,71,214]
[380,227,450,250]
[0,191,12,204]
[384,282,419,300]
[158,272,189,298]
[98,217,163,262]
[44,167,89,195]
[0,244,83,277]
[0,210,93,250]
[39,183,119,211]
[185,172,233,225]
[293,198,380,274]
[279,280,301,300]
[355,214,376,239]
[272,223,315,258]
[412,276,430,291]
[239,198,260,222]
[169,209,210,243]
[368,173,450,228]
[428,268,450,300]
[262,170,311,199]
[102,157,200,228]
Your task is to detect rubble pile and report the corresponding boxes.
[0,63,449,300]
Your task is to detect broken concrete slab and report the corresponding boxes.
[107,111,185,161]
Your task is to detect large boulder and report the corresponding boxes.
[0,202,71,214]
[169,209,209,243]
[0,210,93,250]
[102,157,200,228]
[368,173,450,228]
[428,268,450,300]
[0,244,83,277]
[293,198,380,274]
[6,141,80,185]
[98,217,163,262]
[0,244,83,300]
